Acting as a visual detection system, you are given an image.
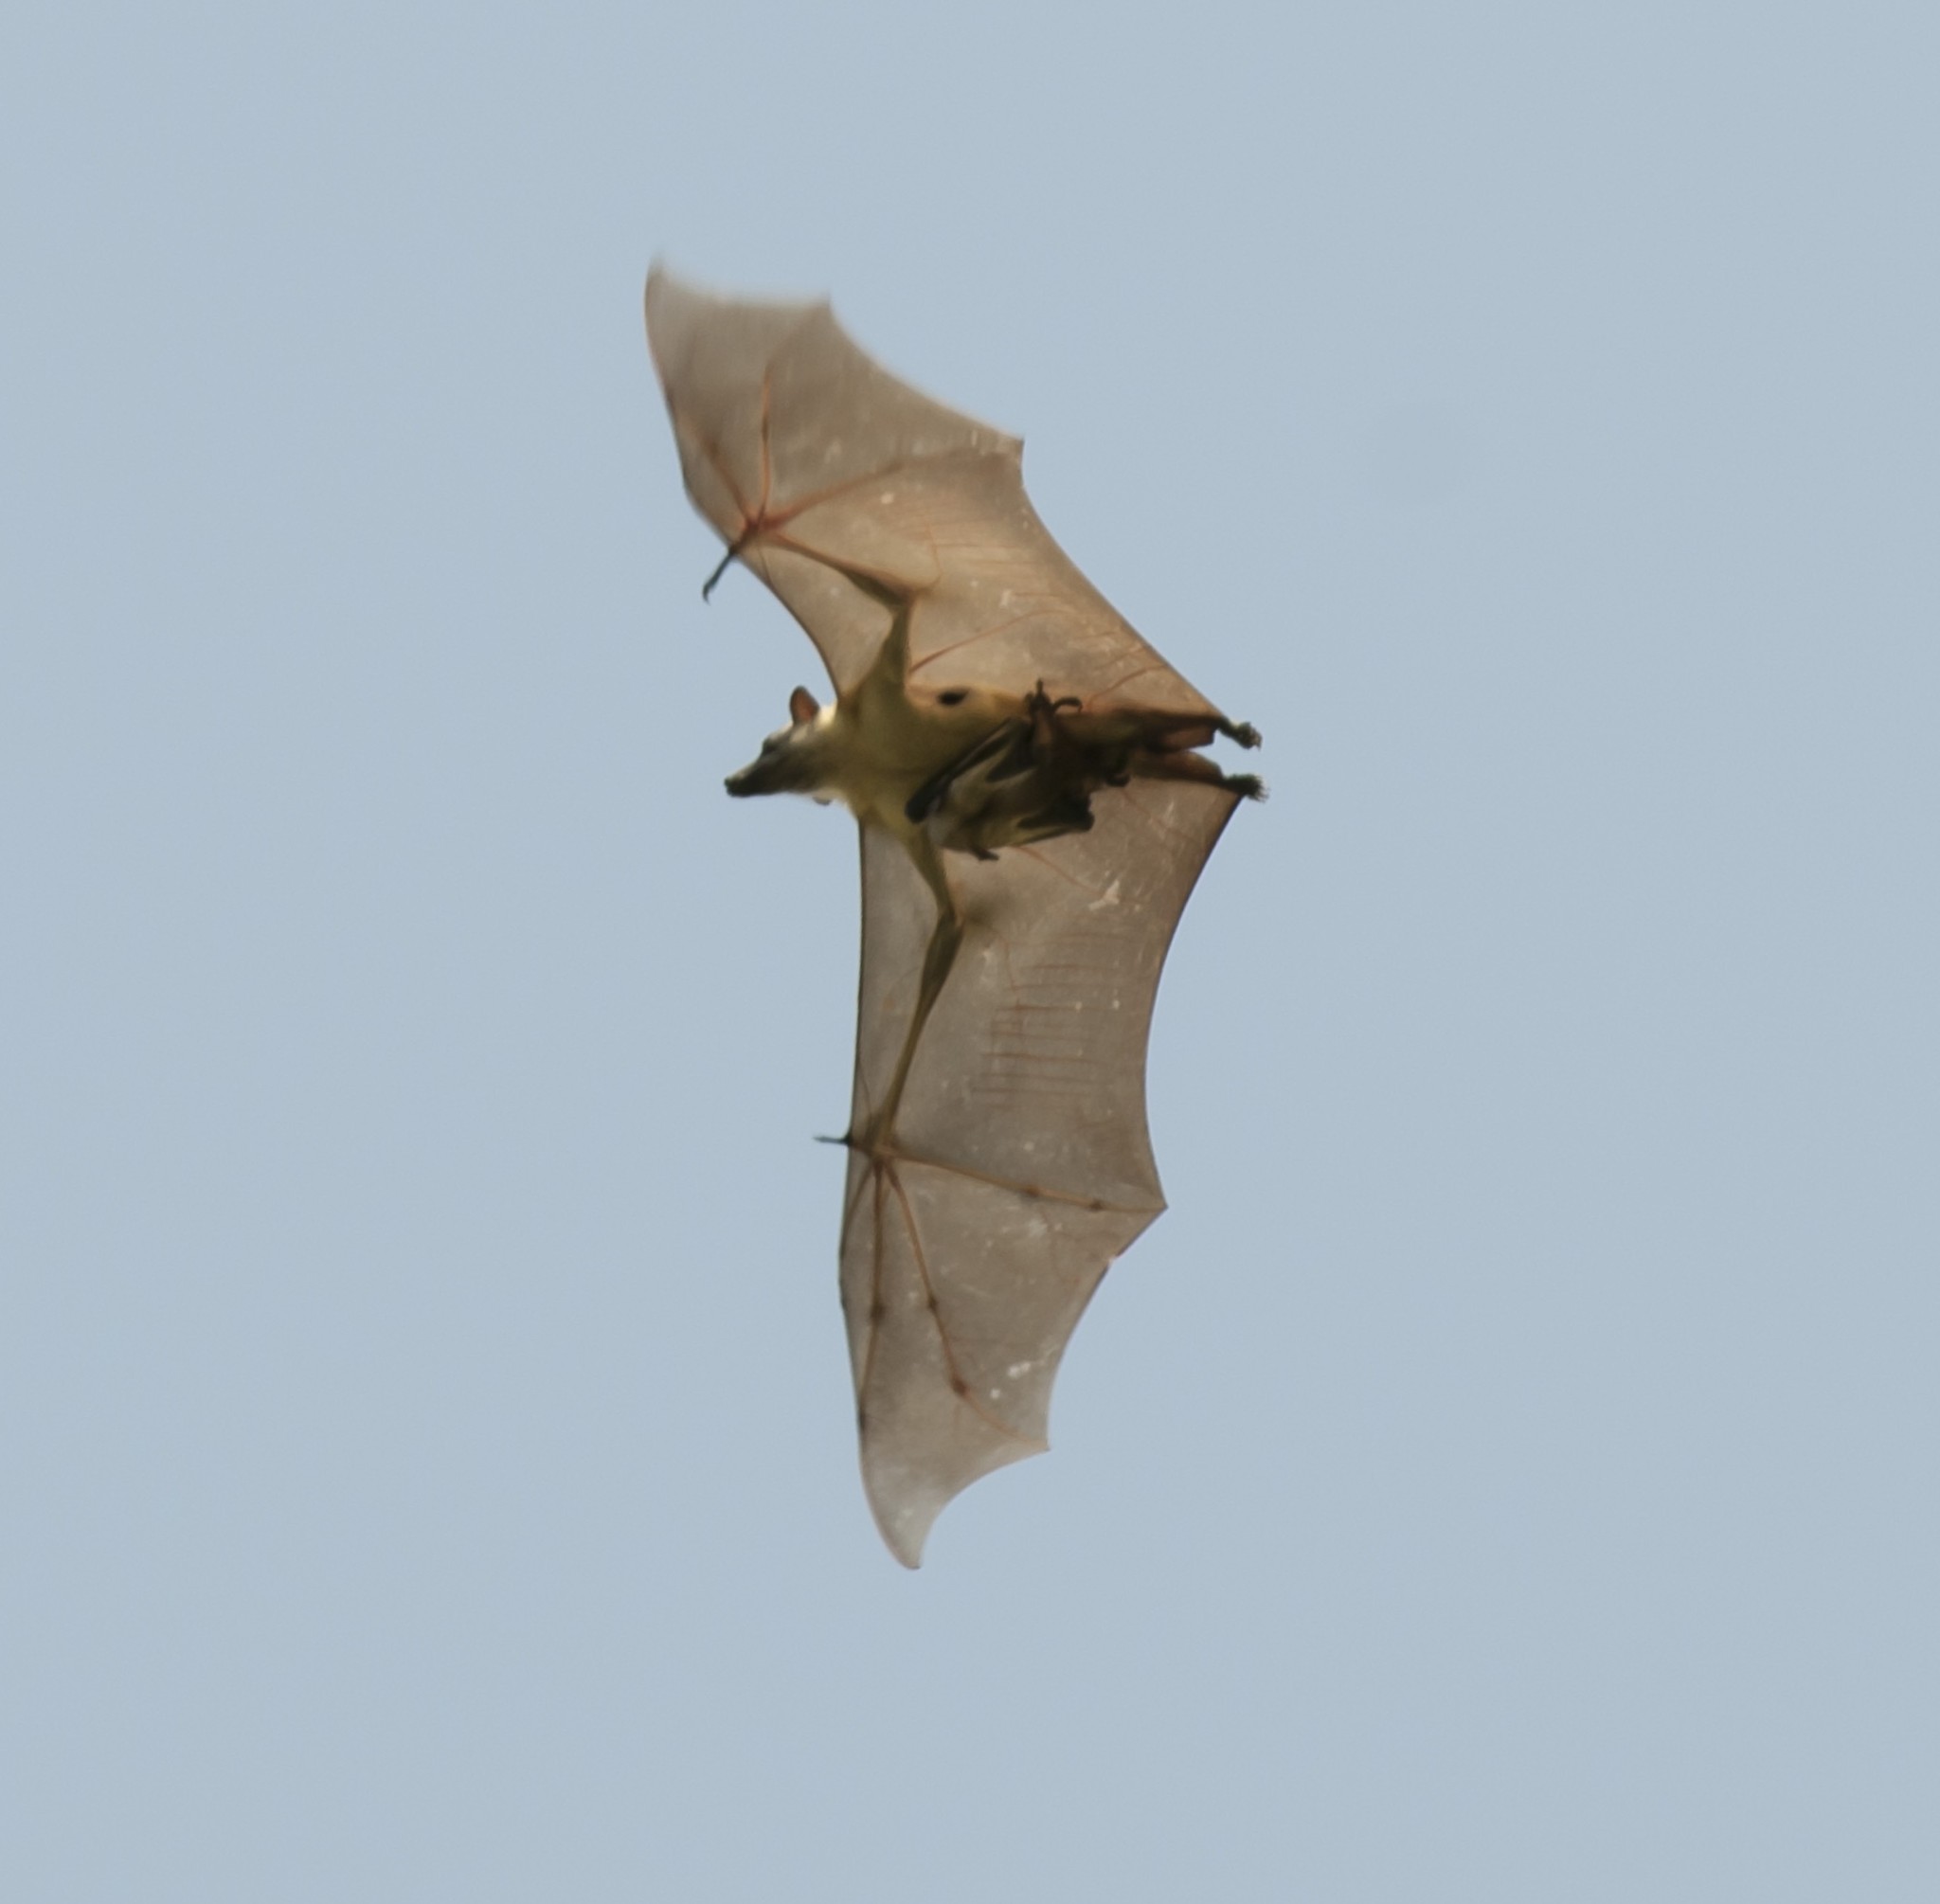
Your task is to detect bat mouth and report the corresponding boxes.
[725,756,786,798]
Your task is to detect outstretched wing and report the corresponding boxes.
[645,263,1252,1565]
[644,264,1221,721]
[846,778,1241,1565]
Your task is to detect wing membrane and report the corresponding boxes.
[647,266,1220,717]
[646,263,1256,1565]
[844,781,1239,1563]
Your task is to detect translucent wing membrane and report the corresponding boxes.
[645,264,1257,1563]
[845,781,1239,1564]
[646,267,1220,718]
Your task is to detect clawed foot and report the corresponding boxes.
[1027,680,1082,716]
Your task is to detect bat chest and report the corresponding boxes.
[827,689,1015,838]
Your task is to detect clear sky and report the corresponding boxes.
[4,3,1936,1898]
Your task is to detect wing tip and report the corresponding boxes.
[866,1484,937,1570]
[880,1518,927,1571]
[644,257,832,321]
[863,1435,1051,1569]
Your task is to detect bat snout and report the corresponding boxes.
[725,745,809,799]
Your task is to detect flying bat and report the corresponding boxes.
[643,265,1263,1566]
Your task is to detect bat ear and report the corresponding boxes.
[789,686,821,726]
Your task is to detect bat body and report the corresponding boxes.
[645,267,1261,1565]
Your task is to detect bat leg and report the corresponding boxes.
[1121,708,1265,797]
[1135,710,1262,755]
[1133,746,1267,800]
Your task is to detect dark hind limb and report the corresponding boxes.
[1059,702,1266,799]
[1131,745,1266,800]
[1134,710,1262,754]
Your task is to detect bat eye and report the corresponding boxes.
[938,689,968,707]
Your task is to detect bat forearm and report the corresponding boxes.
[853,835,962,1154]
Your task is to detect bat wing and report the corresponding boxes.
[845,780,1241,1565]
[645,264,1223,720]
[645,264,1253,1565]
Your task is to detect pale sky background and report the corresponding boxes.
[4,4,1937,1899]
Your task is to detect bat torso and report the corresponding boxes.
[725,614,1023,849]
[823,662,1019,844]
[728,598,1260,861]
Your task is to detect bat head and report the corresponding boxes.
[725,687,836,799]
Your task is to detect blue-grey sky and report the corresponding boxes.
[5,3,1936,1898]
